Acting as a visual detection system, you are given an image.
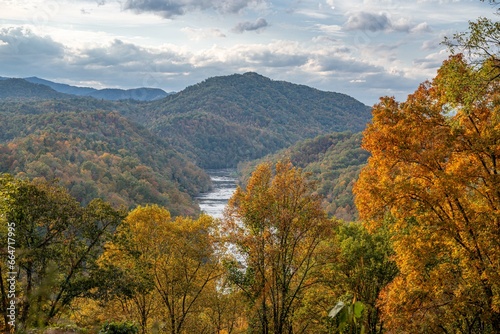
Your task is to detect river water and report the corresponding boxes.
[197,169,238,219]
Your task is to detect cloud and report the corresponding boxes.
[344,11,430,33]
[232,18,268,33]
[123,0,265,18]
[344,12,391,32]
[314,24,343,35]
[0,24,435,105]
[411,22,431,33]
[307,55,383,74]
[0,27,64,56]
[181,27,226,41]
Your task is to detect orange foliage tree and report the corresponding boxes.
[354,54,500,333]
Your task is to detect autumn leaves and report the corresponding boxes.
[354,53,500,332]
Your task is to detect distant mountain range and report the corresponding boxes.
[0,72,372,216]
[0,76,170,101]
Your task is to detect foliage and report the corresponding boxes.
[0,110,211,216]
[98,205,224,334]
[328,297,365,334]
[0,175,124,330]
[239,132,369,220]
[224,161,336,333]
[444,17,500,75]
[324,221,397,334]
[354,54,500,332]
[99,321,139,334]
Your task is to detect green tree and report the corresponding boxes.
[0,174,123,330]
[224,161,335,333]
[324,221,397,334]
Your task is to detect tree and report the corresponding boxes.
[224,161,335,333]
[354,54,500,332]
[0,174,123,330]
[444,17,500,75]
[99,205,222,334]
[320,220,397,334]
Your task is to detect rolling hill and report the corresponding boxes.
[0,72,373,215]
[133,72,372,168]
[0,106,211,216]
[23,76,170,101]
[0,78,71,100]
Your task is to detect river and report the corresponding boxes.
[197,169,238,219]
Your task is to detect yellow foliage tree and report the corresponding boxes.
[99,205,222,334]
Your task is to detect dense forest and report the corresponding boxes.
[238,132,369,221]
[0,107,210,216]
[0,12,499,334]
[140,72,371,168]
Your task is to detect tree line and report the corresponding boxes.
[0,162,396,333]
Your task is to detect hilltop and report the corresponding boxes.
[134,72,372,168]
[0,78,70,100]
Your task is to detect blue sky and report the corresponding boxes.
[0,0,498,105]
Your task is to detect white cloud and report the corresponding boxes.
[182,27,226,40]
[344,12,391,32]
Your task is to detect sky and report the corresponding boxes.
[0,0,498,105]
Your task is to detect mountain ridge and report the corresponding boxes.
[135,71,372,168]
[0,76,170,101]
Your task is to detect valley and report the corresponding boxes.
[0,72,371,218]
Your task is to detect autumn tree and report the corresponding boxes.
[99,205,222,334]
[354,53,500,332]
[224,161,335,333]
[0,174,123,330]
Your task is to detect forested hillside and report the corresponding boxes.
[1,73,371,169]
[0,72,371,215]
[135,72,371,168]
[0,78,70,100]
[239,132,369,220]
[0,108,210,216]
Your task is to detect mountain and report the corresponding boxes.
[238,132,369,221]
[0,76,170,101]
[22,77,97,96]
[133,72,372,168]
[0,72,373,213]
[0,78,71,100]
[0,104,211,216]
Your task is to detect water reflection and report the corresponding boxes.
[197,169,238,219]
